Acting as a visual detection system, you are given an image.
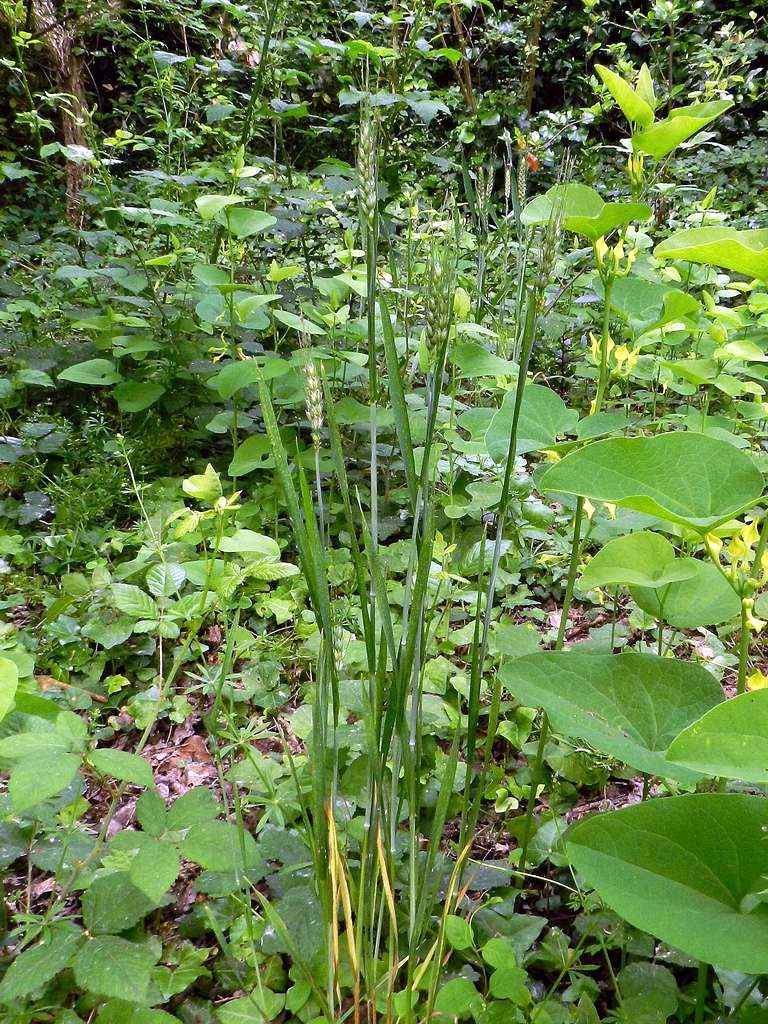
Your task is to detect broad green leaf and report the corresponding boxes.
[129,838,181,902]
[97,1001,180,1024]
[445,914,474,950]
[567,793,768,972]
[0,921,83,1003]
[655,227,768,281]
[633,99,733,160]
[541,432,764,532]
[58,359,122,386]
[595,64,654,127]
[272,309,326,335]
[72,936,156,1000]
[81,871,159,933]
[629,557,741,628]
[489,964,531,1006]
[486,384,578,460]
[500,652,722,781]
[579,531,696,590]
[0,656,18,721]
[223,207,277,238]
[145,563,185,598]
[183,464,222,503]
[216,991,286,1023]
[180,819,261,873]
[210,359,288,399]
[219,530,280,559]
[195,194,245,220]
[10,751,81,812]
[435,978,484,1019]
[521,183,651,242]
[166,786,220,829]
[89,748,154,788]
[113,381,165,412]
[111,584,158,619]
[229,435,275,475]
[636,64,656,110]
[667,690,768,784]
[451,341,518,377]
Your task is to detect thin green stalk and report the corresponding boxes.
[694,961,709,1024]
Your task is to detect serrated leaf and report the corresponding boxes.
[72,936,156,1000]
[0,922,83,1003]
[219,530,280,558]
[180,819,260,873]
[81,871,159,933]
[145,563,186,598]
[129,839,180,901]
[89,748,154,788]
[112,584,158,619]
[10,751,81,812]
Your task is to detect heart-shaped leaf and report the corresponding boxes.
[667,690,768,784]
[567,793,768,972]
[486,384,578,460]
[58,359,123,386]
[541,432,763,532]
[223,207,277,238]
[629,557,741,628]
[633,99,733,160]
[521,183,650,242]
[500,652,722,781]
[113,381,165,412]
[580,531,697,590]
[655,227,768,281]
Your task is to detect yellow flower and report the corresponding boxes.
[741,520,760,548]
[743,598,766,634]
[728,535,750,564]
[583,499,595,520]
[704,533,723,561]
[747,669,768,691]
[603,503,617,520]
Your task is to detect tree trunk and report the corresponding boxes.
[30,0,89,225]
